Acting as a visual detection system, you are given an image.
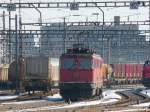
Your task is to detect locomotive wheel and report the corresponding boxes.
[66,98,72,104]
[96,88,99,96]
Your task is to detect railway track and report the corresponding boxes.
[0,88,149,112]
[112,90,149,107]
[0,91,59,104]
[97,90,149,112]
[68,89,150,112]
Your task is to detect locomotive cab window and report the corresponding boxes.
[63,58,74,69]
[79,59,91,69]
[144,61,150,67]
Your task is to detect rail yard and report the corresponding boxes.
[0,85,150,112]
[0,0,150,112]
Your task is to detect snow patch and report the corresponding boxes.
[43,94,63,101]
[141,89,150,97]
[132,102,150,108]
[109,108,149,112]
[2,100,46,105]
[103,90,122,100]
[0,95,18,101]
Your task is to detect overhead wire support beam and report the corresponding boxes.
[21,20,150,26]
[0,29,149,36]
[0,1,149,9]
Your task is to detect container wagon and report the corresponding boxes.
[110,63,142,85]
[8,59,25,89]
[101,64,113,86]
[0,64,9,89]
[24,56,59,92]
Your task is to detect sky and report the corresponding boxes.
[0,0,149,30]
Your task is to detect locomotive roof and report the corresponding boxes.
[62,47,94,56]
[61,47,102,60]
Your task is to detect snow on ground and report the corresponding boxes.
[1,94,63,105]
[109,108,149,112]
[42,93,63,101]
[140,88,150,97]
[2,100,46,105]
[0,95,18,101]
[102,90,122,100]
[6,89,123,111]
[131,88,150,109]
[132,102,150,108]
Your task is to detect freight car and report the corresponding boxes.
[101,64,113,87]
[59,44,103,101]
[8,59,25,89]
[142,60,150,87]
[0,64,9,89]
[23,56,59,93]
[110,63,143,85]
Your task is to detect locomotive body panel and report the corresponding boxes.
[59,47,103,101]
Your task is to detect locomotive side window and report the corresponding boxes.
[63,59,74,69]
[79,59,91,69]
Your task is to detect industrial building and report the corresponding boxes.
[40,16,149,64]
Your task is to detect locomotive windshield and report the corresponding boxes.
[79,59,91,69]
[62,58,91,69]
[144,60,150,67]
[63,59,74,69]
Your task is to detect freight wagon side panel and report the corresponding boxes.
[130,64,134,78]
[113,64,118,79]
[121,64,125,78]
[0,65,9,82]
[101,64,107,80]
[139,64,143,79]
[2,66,8,81]
[136,64,141,79]
[48,58,59,86]
[118,64,122,79]
[125,64,130,79]
[25,57,48,80]
[133,64,136,78]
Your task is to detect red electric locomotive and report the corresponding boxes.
[142,60,150,87]
[59,44,103,101]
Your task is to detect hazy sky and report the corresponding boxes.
[0,0,149,30]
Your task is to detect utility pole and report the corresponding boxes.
[2,11,5,64]
[8,10,11,63]
[149,0,150,60]
[108,37,111,64]
[3,11,5,31]
[63,17,66,53]
[15,14,19,94]
[19,0,23,91]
